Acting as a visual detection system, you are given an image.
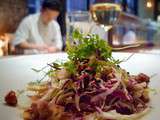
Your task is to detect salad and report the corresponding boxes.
[5,30,151,120]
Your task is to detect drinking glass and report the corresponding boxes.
[90,3,121,32]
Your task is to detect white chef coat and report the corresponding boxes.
[12,13,63,54]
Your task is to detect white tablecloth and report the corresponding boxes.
[0,52,160,120]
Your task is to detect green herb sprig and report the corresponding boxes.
[66,30,118,63]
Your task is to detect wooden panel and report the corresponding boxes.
[0,0,28,35]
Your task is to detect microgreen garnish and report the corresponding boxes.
[66,29,113,61]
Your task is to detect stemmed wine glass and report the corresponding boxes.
[90,2,141,50]
[90,2,121,32]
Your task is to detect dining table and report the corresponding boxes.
[0,52,160,120]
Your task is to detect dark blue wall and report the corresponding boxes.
[27,0,137,15]
[27,0,42,14]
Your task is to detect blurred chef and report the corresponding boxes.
[12,0,63,54]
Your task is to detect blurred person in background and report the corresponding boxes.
[12,0,63,54]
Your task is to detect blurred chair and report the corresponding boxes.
[0,36,8,56]
[0,33,15,56]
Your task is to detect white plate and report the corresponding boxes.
[0,52,160,120]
